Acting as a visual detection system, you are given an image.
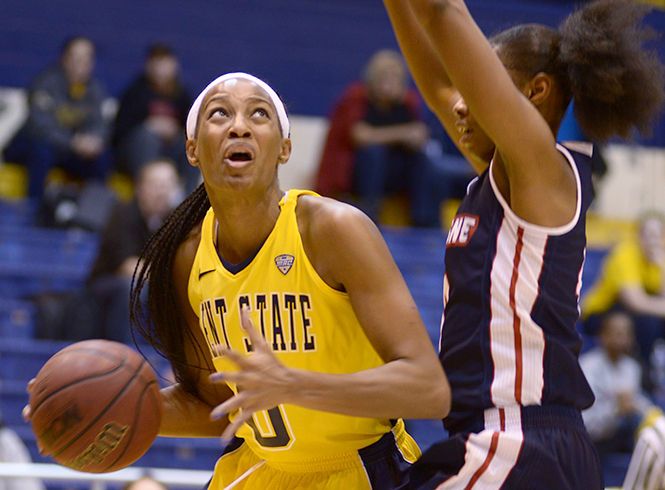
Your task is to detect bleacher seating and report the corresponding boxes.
[0,223,99,300]
[381,225,446,341]
[0,298,36,338]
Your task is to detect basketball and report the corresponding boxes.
[28,339,163,473]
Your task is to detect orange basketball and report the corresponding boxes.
[29,339,163,473]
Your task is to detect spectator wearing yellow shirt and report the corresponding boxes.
[581,212,665,374]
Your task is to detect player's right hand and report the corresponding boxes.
[23,378,46,454]
[22,378,36,421]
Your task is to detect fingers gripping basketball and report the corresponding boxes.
[29,339,163,473]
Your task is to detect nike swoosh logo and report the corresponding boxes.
[199,269,215,279]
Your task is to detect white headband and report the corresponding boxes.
[186,72,290,140]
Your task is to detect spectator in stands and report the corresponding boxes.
[580,311,655,466]
[86,158,182,344]
[314,49,444,227]
[0,413,46,490]
[112,44,199,193]
[2,36,111,200]
[122,476,167,490]
[581,212,665,375]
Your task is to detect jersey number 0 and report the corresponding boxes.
[246,406,293,449]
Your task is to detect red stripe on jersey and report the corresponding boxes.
[463,432,501,490]
[509,227,525,405]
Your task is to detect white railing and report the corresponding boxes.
[0,462,212,489]
[0,87,27,152]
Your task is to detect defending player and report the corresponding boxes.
[130,72,450,489]
[382,0,665,488]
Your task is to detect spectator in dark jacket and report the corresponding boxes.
[3,36,111,199]
[112,44,199,193]
[86,158,183,343]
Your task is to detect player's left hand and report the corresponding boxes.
[208,306,294,443]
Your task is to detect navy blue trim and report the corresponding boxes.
[450,404,585,436]
[219,248,260,274]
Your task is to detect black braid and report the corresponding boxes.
[130,182,210,395]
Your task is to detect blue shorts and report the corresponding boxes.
[407,405,604,490]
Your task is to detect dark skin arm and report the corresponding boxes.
[405,0,576,228]
[159,224,233,438]
[382,0,489,173]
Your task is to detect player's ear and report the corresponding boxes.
[186,139,199,167]
[527,73,551,105]
[277,139,291,165]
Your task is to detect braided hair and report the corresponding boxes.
[489,0,665,142]
[130,182,210,395]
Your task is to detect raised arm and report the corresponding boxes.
[398,0,577,227]
[383,0,489,173]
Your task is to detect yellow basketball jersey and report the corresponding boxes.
[188,189,393,463]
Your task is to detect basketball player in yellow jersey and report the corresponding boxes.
[128,73,451,490]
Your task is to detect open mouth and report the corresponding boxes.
[225,146,254,163]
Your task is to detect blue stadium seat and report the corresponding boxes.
[0,226,99,299]
[0,379,30,426]
[0,337,69,380]
[0,199,37,227]
[0,298,36,338]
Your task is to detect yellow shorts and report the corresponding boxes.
[208,419,420,490]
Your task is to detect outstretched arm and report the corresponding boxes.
[395,0,577,228]
[383,0,488,173]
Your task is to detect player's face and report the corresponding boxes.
[187,78,291,194]
[452,95,495,164]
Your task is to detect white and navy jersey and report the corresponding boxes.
[441,142,596,434]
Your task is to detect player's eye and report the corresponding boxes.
[252,107,269,118]
[213,107,230,118]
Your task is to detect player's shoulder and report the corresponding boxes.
[294,194,384,290]
[295,193,371,240]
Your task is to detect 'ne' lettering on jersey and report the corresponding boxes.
[447,214,479,247]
